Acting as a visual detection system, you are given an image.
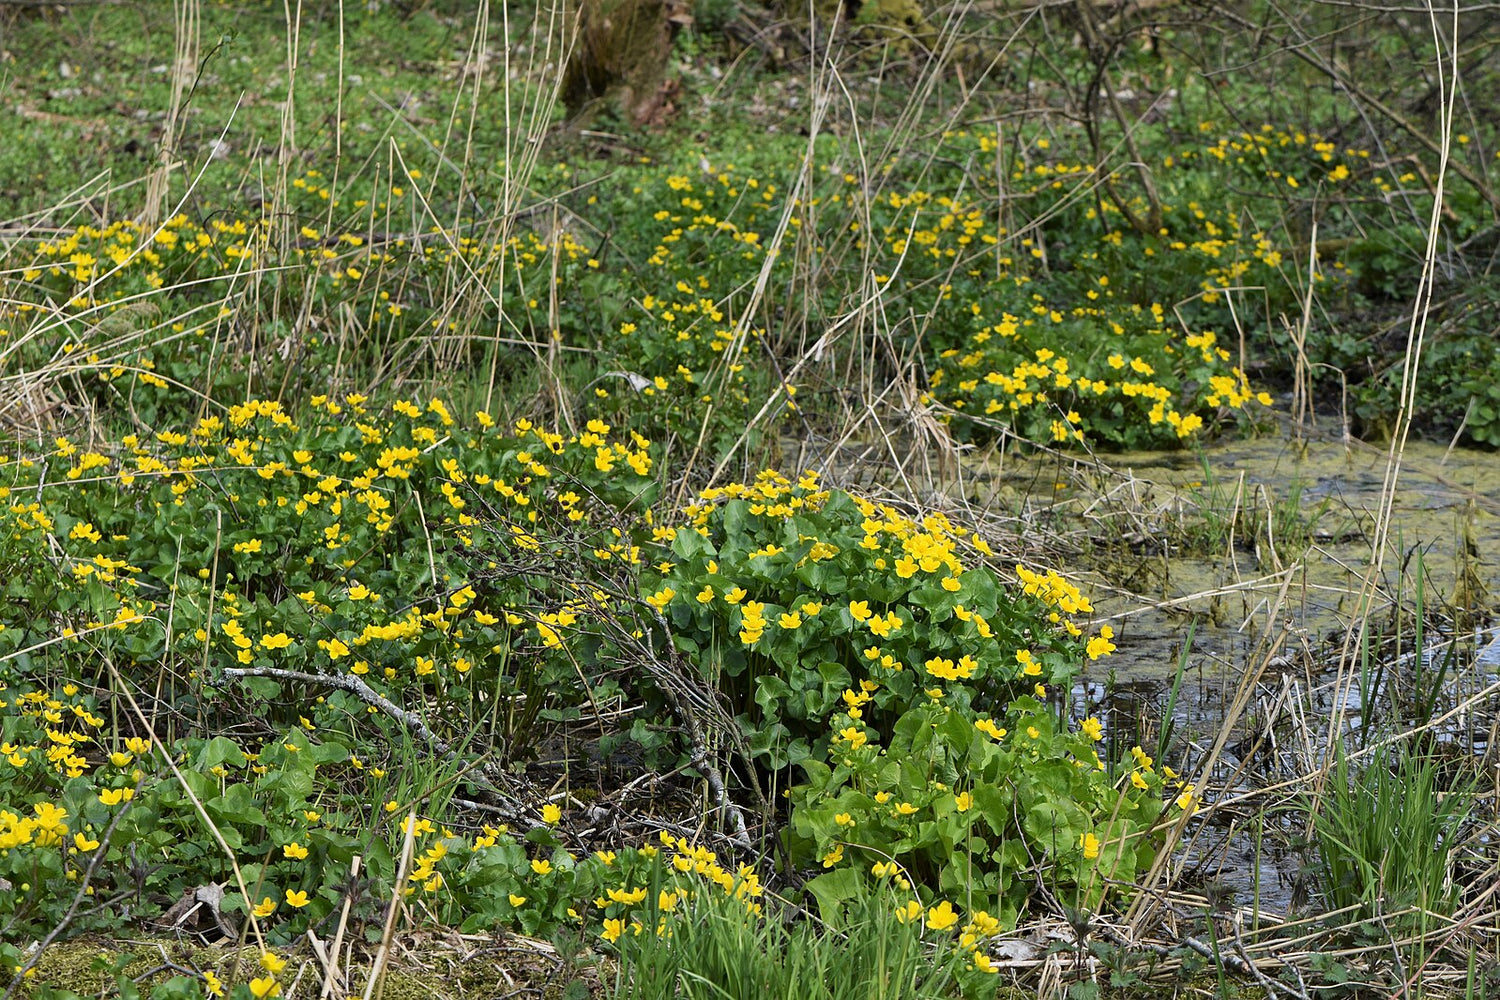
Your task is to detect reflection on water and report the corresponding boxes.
[989,431,1500,915]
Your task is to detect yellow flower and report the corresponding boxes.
[975,719,1006,740]
[894,802,918,816]
[248,978,281,999]
[848,600,872,621]
[778,611,802,630]
[509,894,527,907]
[602,918,625,943]
[284,890,310,908]
[1131,771,1149,790]
[954,792,973,813]
[260,953,287,976]
[837,727,868,751]
[203,972,225,997]
[33,802,68,833]
[893,900,923,924]
[252,897,277,918]
[927,900,959,931]
[531,858,553,875]
[925,656,959,681]
[1086,631,1116,660]
[1081,832,1100,859]
[1081,717,1103,741]
[541,803,562,824]
[282,843,308,860]
[969,910,1001,937]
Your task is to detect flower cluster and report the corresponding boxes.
[640,469,1179,917]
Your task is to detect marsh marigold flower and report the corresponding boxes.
[1086,625,1116,660]
[975,719,1006,740]
[927,900,959,931]
[837,726,868,750]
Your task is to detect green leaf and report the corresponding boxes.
[803,867,861,924]
[1023,799,1089,857]
[972,783,1015,839]
[745,720,794,768]
[311,740,348,765]
[241,677,281,700]
[754,675,793,716]
[205,782,266,829]
[194,736,247,770]
[670,530,714,561]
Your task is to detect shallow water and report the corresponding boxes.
[809,425,1500,912]
[982,431,1500,913]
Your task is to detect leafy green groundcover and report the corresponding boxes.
[643,474,1177,923]
[0,397,1188,997]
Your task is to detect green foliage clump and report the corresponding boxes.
[0,398,690,962]
[1310,740,1474,934]
[0,398,663,751]
[644,472,1177,923]
[609,872,976,1000]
